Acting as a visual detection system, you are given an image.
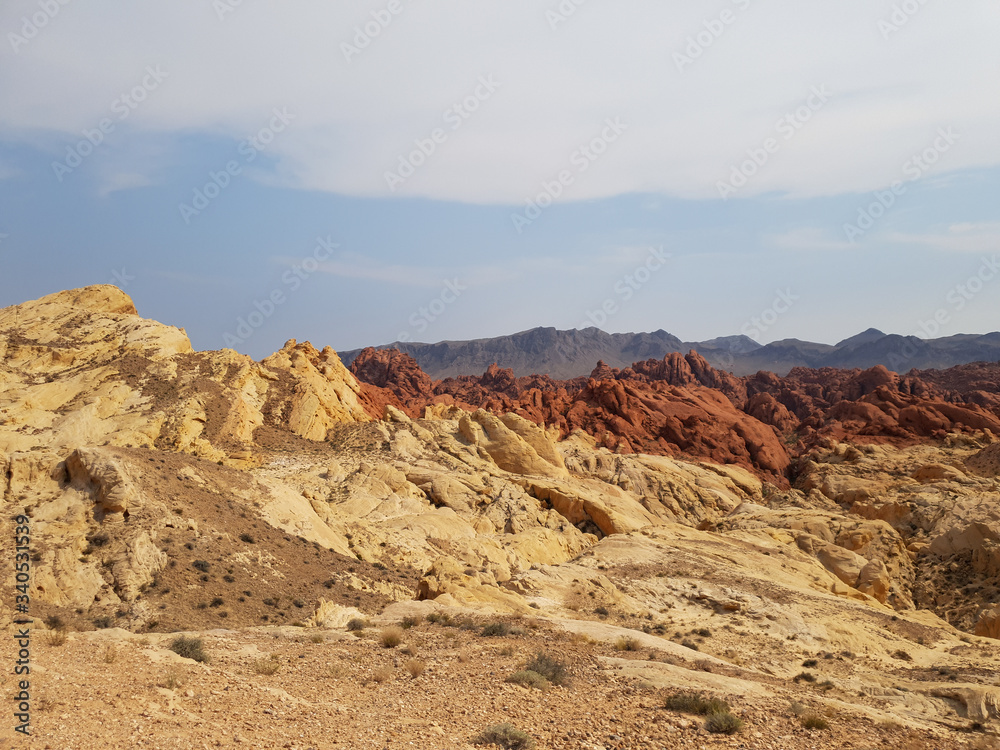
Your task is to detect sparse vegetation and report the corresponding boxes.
[160,668,185,690]
[800,714,830,730]
[169,636,209,663]
[404,658,425,678]
[705,710,743,734]
[480,622,512,637]
[369,666,392,684]
[346,618,367,632]
[93,616,112,629]
[380,625,404,648]
[252,655,281,675]
[44,628,68,647]
[472,723,535,750]
[192,560,210,572]
[239,533,255,543]
[802,658,818,667]
[664,692,730,716]
[794,671,817,683]
[400,616,420,629]
[614,636,641,651]
[506,670,549,690]
[524,652,569,687]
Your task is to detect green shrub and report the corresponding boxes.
[524,652,569,687]
[472,723,536,749]
[506,670,549,690]
[169,636,208,663]
[705,711,743,734]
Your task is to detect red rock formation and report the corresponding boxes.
[347,347,1000,487]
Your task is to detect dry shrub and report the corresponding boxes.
[506,670,549,690]
[369,666,393,684]
[252,655,281,675]
[404,659,425,678]
[45,629,68,647]
[380,626,404,648]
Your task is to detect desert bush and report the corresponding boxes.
[705,710,743,734]
[309,633,325,644]
[44,629,68,647]
[160,668,185,690]
[802,658,818,667]
[694,628,712,637]
[369,666,392,683]
[664,692,730,715]
[93,616,113,629]
[472,723,535,750]
[169,636,209,663]
[346,618,367,632]
[404,659,425,678]
[506,670,549,690]
[426,612,451,625]
[192,560,210,572]
[614,636,641,652]
[525,652,569,687]
[239,533,255,543]
[252,655,281,675]
[800,714,830,730]
[794,671,817,683]
[400,616,420,629]
[380,626,404,648]
[480,622,512,637]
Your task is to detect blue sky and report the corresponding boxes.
[1,1,998,360]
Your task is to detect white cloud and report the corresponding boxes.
[1,1,998,203]
[885,222,1000,254]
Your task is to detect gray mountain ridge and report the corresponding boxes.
[339,326,1000,379]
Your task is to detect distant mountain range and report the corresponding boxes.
[339,327,1000,379]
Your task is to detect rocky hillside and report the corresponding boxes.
[3,287,1000,748]
[340,325,1000,378]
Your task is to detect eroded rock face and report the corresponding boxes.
[0,286,370,460]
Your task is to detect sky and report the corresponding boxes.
[0,1,998,360]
